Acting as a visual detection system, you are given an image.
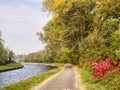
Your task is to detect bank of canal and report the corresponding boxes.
[0,64,56,88]
[0,63,23,72]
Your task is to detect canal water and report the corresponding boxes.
[0,64,56,88]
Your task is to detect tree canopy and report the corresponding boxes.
[38,0,120,65]
[0,31,14,65]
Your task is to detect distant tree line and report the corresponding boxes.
[0,31,14,65]
[22,50,48,63]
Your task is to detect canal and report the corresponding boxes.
[0,64,56,88]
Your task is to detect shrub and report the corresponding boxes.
[92,57,115,78]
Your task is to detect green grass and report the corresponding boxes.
[80,68,107,90]
[0,64,63,90]
[0,63,23,72]
[80,67,120,90]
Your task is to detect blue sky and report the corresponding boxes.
[0,0,52,55]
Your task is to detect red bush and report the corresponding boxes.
[92,57,115,78]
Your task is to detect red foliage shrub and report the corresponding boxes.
[92,57,115,78]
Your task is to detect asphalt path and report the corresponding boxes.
[36,64,79,90]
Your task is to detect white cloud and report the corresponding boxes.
[0,0,52,54]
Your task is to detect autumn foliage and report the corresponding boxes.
[92,57,115,78]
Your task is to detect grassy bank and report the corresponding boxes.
[80,68,105,90]
[80,67,120,90]
[0,63,23,72]
[0,64,63,90]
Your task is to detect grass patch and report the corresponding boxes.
[80,67,120,90]
[80,68,107,90]
[0,64,63,90]
[0,63,23,72]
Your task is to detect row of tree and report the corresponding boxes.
[37,0,120,65]
[22,50,47,63]
[0,31,14,65]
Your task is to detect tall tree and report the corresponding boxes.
[0,31,15,64]
[38,0,120,64]
[7,49,15,62]
[0,31,7,64]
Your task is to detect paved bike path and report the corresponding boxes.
[36,65,79,90]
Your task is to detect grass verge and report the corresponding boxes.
[80,68,105,90]
[80,68,120,90]
[0,63,23,72]
[0,64,63,90]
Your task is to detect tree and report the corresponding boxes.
[38,0,96,64]
[0,31,15,65]
[39,0,120,65]
[7,49,15,62]
[0,31,7,64]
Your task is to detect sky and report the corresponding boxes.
[0,0,52,55]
